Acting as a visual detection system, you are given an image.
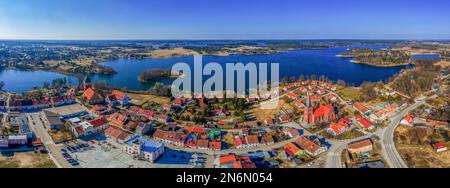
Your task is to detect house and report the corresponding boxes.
[303,104,337,124]
[295,136,327,156]
[104,126,131,143]
[285,128,300,138]
[44,110,64,130]
[219,154,256,168]
[295,100,305,108]
[88,116,110,132]
[153,129,184,147]
[283,142,303,157]
[124,136,164,163]
[197,139,209,150]
[154,114,171,123]
[208,141,222,151]
[353,102,370,115]
[432,142,447,153]
[83,88,103,105]
[328,118,351,136]
[265,118,276,126]
[135,122,153,136]
[355,115,374,130]
[400,115,414,127]
[244,121,258,127]
[317,88,326,95]
[278,115,290,123]
[234,136,247,149]
[108,90,130,106]
[348,139,373,154]
[328,94,337,101]
[245,135,259,147]
[370,103,399,122]
[310,95,322,102]
[109,112,128,128]
[287,92,299,99]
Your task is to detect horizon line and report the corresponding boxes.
[1,38,449,41]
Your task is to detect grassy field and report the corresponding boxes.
[0,152,57,168]
[395,125,450,168]
[127,93,171,106]
[337,87,361,101]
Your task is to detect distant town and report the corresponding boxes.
[0,40,448,168]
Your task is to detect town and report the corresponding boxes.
[1,56,448,168]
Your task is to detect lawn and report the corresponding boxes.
[337,87,361,101]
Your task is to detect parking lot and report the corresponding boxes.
[68,137,194,168]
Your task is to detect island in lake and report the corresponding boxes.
[137,69,181,83]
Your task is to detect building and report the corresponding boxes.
[83,88,103,105]
[153,129,184,147]
[303,104,337,124]
[353,102,370,116]
[327,118,351,136]
[295,136,327,156]
[124,136,164,163]
[283,142,303,157]
[348,139,373,154]
[104,126,131,143]
[44,110,65,130]
[219,154,256,168]
[432,142,447,153]
[400,115,414,127]
[108,90,130,106]
[355,115,374,130]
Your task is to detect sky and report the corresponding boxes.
[0,0,449,40]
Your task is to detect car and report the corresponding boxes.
[71,163,80,166]
[60,149,67,152]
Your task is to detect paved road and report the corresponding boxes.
[324,101,424,168]
[27,112,75,168]
[380,101,424,168]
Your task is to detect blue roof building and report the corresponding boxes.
[124,136,165,163]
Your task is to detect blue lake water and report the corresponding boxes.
[0,47,420,93]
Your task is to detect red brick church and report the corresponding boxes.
[303,104,337,124]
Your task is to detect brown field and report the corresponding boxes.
[394,125,450,168]
[247,97,293,122]
[149,48,199,58]
[127,93,171,106]
[0,152,57,168]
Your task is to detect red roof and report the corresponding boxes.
[313,104,335,117]
[432,142,447,149]
[84,88,96,100]
[111,90,127,101]
[295,137,321,154]
[209,141,221,150]
[246,135,259,145]
[287,92,298,99]
[354,102,369,114]
[89,117,109,128]
[310,95,322,101]
[355,115,372,129]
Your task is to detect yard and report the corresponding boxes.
[337,87,361,101]
[0,152,57,168]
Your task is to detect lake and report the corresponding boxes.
[0,47,419,93]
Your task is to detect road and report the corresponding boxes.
[324,101,424,168]
[27,112,75,168]
[380,101,424,168]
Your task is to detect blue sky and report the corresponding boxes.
[0,0,449,40]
